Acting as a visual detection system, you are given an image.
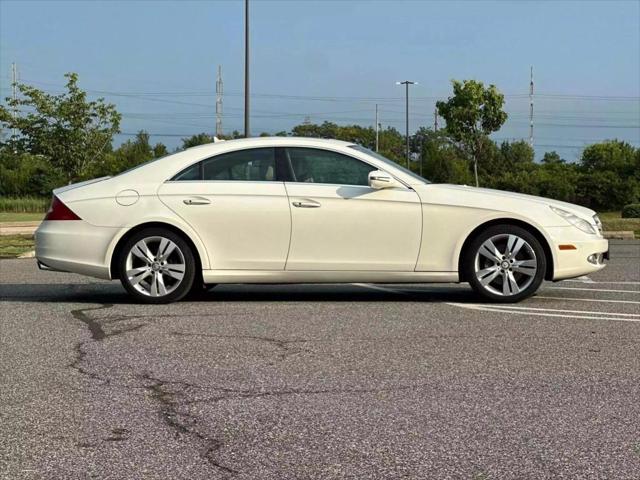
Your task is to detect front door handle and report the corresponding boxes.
[183,197,211,205]
[292,200,321,208]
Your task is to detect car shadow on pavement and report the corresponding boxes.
[0,282,478,304]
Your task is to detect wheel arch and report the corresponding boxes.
[457,218,554,282]
[109,221,205,281]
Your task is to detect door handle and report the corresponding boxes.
[292,200,321,208]
[292,200,320,208]
[183,197,211,205]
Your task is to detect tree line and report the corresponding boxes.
[1,74,638,211]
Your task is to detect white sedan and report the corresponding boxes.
[35,137,609,303]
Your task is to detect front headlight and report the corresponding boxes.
[593,214,603,235]
[550,206,597,235]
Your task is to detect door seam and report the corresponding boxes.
[282,181,294,270]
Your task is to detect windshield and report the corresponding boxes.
[349,145,430,184]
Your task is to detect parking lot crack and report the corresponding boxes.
[171,331,311,362]
[140,372,239,475]
[68,304,150,384]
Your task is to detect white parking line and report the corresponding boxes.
[546,286,640,294]
[448,303,640,323]
[563,278,640,285]
[535,296,640,305]
[566,275,596,283]
[462,304,640,317]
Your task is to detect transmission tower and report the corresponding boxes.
[11,62,18,141]
[216,65,223,137]
[529,66,534,148]
[375,104,379,152]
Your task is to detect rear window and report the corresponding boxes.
[170,148,276,182]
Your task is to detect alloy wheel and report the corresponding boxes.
[473,233,538,297]
[125,236,186,297]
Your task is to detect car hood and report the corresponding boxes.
[424,184,596,219]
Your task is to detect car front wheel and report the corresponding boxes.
[464,225,546,303]
[118,228,196,304]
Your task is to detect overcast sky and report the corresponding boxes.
[1,0,639,160]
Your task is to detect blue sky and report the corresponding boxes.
[1,0,639,160]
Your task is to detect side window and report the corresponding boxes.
[172,163,201,181]
[170,148,276,181]
[285,148,375,186]
[203,148,275,181]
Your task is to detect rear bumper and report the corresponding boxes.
[35,220,120,280]
[545,227,609,281]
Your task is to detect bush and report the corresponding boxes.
[622,203,640,218]
[0,197,50,213]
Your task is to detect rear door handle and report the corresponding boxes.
[292,200,321,208]
[183,196,211,205]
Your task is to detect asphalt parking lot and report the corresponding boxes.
[1,241,639,480]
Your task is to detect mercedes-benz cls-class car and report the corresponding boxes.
[35,137,609,303]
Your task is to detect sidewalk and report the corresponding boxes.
[0,221,41,236]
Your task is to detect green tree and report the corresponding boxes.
[536,154,580,202]
[577,140,640,209]
[413,128,468,183]
[0,73,121,183]
[436,79,508,187]
[85,131,167,178]
[0,148,64,197]
[181,133,215,149]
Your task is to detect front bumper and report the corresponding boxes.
[35,220,120,280]
[545,226,609,281]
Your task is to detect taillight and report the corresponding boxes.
[44,196,81,221]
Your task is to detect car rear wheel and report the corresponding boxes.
[464,225,546,303]
[118,228,196,304]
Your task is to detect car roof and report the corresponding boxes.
[184,136,356,153]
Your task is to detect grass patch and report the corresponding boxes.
[0,234,35,258]
[0,196,49,213]
[599,211,640,236]
[0,212,44,223]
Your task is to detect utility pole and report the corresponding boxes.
[375,104,379,152]
[529,66,534,149]
[11,62,18,143]
[216,65,223,137]
[396,80,417,168]
[244,0,250,138]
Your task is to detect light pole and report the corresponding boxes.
[244,0,250,138]
[396,80,417,168]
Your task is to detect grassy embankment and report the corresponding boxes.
[599,212,640,237]
[0,197,49,214]
[0,198,47,257]
[0,235,35,258]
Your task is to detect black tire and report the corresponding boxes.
[117,228,196,304]
[463,224,546,303]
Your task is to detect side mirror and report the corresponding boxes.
[368,170,403,189]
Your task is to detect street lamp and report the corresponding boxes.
[396,80,417,168]
[244,0,250,138]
